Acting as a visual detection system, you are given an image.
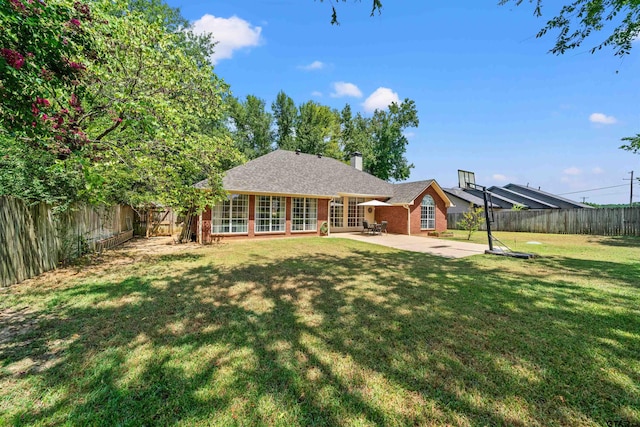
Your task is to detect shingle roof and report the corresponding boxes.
[194,150,394,198]
[443,187,500,208]
[386,180,433,204]
[504,183,593,209]
[488,186,559,209]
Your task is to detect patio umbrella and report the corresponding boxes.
[357,200,392,206]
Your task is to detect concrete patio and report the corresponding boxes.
[331,232,487,258]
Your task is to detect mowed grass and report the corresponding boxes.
[1,234,639,426]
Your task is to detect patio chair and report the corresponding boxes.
[362,220,371,234]
[379,221,388,235]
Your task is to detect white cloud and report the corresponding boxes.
[330,82,363,98]
[311,91,323,97]
[589,112,617,125]
[362,87,401,113]
[492,174,508,182]
[563,167,581,176]
[299,60,325,71]
[403,131,415,139]
[191,15,262,64]
[592,166,604,174]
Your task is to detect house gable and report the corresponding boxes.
[387,180,453,207]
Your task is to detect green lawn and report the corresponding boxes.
[1,234,639,426]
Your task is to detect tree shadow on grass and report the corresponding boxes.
[589,235,640,248]
[1,240,639,426]
[536,255,640,289]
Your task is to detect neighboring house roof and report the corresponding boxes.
[446,181,590,210]
[464,187,527,209]
[443,187,500,208]
[488,186,559,209]
[387,180,453,207]
[195,149,394,198]
[503,183,593,209]
[194,150,453,206]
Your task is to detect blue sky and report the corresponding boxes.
[167,0,640,204]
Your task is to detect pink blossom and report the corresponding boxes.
[1,48,25,70]
[69,18,81,27]
[68,61,86,71]
[9,0,26,12]
[36,97,50,107]
[74,2,91,20]
[40,68,53,81]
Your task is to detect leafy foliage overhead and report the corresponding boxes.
[331,1,639,56]
[318,0,383,24]
[501,0,640,56]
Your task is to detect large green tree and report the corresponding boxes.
[228,95,274,160]
[338,104,373,166]
[367,100,418,182]
[1,0,240,212]
[272,91,298,151]
[294,101,342,158]
[81,0,240,210]
[267,93,419,182]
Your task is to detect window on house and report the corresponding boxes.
[347,197,365,227]
[330,197,344,228]
[211,194,249,233]
[292,198,318,231]
[255,196,286,232]
[421,195,435,229]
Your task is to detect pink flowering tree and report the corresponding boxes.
[0,0,96,205]
[1,0,94,152]
[1,0,240,211]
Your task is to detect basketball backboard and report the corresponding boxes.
[458,170,476,189]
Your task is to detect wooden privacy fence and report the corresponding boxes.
[447,207,640,236]
[0,197,134,287]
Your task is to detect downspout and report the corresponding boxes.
[327,199,331,236]
[404,204,411,235]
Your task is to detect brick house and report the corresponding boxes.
[193,150,452,243]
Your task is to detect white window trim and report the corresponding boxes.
[210,194,249,234]
[330,197,344,228]
[421,195,436,230]
[291,197,318,233]
[255,195,286,233]
[347,197,365,228]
